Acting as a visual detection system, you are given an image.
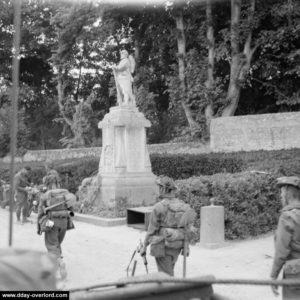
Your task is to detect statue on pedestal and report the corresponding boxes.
[112,50,136,106]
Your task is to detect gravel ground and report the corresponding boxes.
[0,208,279,300]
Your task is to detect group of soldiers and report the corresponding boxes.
[2,163,300,299]
[3,164,75,281]
[143,175,300,300]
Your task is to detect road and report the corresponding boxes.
[0,208,278,300]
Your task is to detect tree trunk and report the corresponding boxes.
[222,0,256,117]
[57,66,73,128]
[134,38,139,68]
[205,0,215,130]
[40,125,45,150]
[175,10,199,133]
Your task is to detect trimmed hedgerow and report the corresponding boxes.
[176,172,281,240]
[150,153,243,179]
[0,147,299,198]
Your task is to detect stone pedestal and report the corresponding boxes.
[97,105,158,208]
[200,205,225,248]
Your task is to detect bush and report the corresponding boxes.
[150,153,244,179]
[1,148,299,195]
[176,172,281,240]
[234,148,300,175]
[54,158,99,193]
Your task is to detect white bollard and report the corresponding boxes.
[200,198,225,248]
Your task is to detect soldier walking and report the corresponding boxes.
[271,176,300,300]
[43,163,61,190]
[14,167,32,224]
[140,176,196,276]
[37,173,75,280]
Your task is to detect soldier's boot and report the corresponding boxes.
[58,257,67,280]
[21,217,30,224]
[16,212,22,223]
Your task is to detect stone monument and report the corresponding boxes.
[97,50,158,209]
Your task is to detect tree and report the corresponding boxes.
[50,1,104,147]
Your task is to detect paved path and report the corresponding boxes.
[0,208,278,300]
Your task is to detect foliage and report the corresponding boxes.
[151,153,244,179]
[0,102,28,158]
[176,172,281,240]
[0,0,299,151]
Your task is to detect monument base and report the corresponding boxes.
[97,173,158,209]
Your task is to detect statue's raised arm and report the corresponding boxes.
[112,50,136,106]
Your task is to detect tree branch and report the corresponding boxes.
[252,77,290,100]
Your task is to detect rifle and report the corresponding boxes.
[125,239,148,277]
[43,200,67,214]
[137,239,148,274]
[37,200,72,235]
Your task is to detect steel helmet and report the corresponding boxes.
[277,176,300,190]
[156,176,177,192]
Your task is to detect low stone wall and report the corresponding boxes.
[1,142,210,163]
[210,112,300,152]
[23,147,101,162]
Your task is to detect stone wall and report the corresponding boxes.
[1,142,210,163]
[23,147,101,162]
[210,112,300,152]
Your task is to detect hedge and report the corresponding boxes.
[0,148,300,194]
[176,172,281,240]
[1,148,298,240]
[150,153,243,179]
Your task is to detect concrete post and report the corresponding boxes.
[200,198,225,248]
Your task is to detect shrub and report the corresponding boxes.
[235,148,300,175]
[54,158,99,193]
[150,153,243,179]
[176,172,281,240]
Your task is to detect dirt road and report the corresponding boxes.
[0,208,278,300]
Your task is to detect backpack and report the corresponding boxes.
[159,198,196,249]
[161,198,194,228]
[43,189,76,211]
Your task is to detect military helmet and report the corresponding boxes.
[43,173,59,190]
[156,176,177,191]
[277,176,300,190]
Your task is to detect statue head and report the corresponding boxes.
[120,49,129,59]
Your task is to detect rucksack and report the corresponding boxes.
[42,188,76,210]
[161,198,194,228]
[160,198,196,249]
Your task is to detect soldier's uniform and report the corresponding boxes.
[14,169,31,223]
[43,169,61,190]
[271,176,300,300]
[38,175,75,280]
[143,176,196,276]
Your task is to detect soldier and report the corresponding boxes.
[14,166,32,224]
[43,163,61,190]
[37,174,75,280]
[271,176,300,299]
[140,176,196,276]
